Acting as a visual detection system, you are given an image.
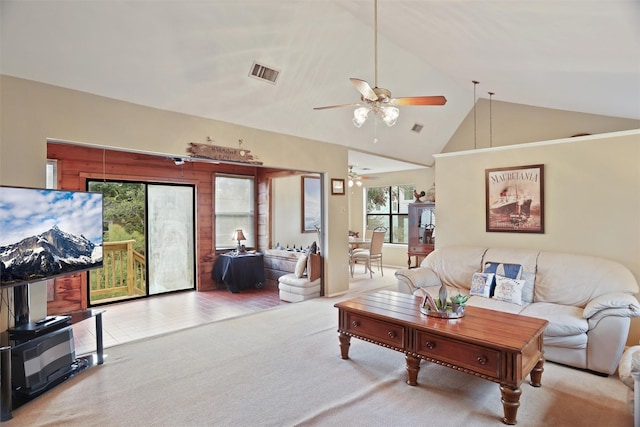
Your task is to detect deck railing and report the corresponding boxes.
[90,240,146,302]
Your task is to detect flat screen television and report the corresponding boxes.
[0,186,103,289]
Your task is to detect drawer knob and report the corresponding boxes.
[425,341,435,350]
[352,320,360,328]
[388,331,396,339]
[477,356,487,365]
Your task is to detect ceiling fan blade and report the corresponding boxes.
[313,103,361,110]
[392,96,447,106]
[350,78,378,102]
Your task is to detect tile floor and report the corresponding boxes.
[72,266,400,356]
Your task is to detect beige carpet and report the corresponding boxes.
[6,293,632,427]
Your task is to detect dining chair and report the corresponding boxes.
[350,228,375,256]
[350,228,386,278]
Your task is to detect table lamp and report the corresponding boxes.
[232,229,246,254]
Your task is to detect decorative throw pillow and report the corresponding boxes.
[483,262,523,279]
[483,262,523,296]
[492,275,525,305]
[295,255,308,278]
[470,272,495,298]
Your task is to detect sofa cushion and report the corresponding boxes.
[278,273,320,288]
[278,281,321,296]
[520,302,588,336]
[483,247,538,300]
[421,246,488,289]
[492,275,525,305]
[535,251,639,306]
[584,292,640,319]
[543,334,588,349]
[466,295,525,315]
[521,271,535,304]
[470,272,494,298]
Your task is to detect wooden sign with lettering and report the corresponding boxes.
[187,142,263,165]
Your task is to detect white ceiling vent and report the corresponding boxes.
[249,61,280,84]
[411,123,424,133]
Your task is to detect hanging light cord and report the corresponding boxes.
[472,80,479,149]
[488,91,495,147]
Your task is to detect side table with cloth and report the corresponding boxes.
[212,253,265,293]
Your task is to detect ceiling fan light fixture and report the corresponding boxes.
[381,106,399,126]
[356,179,363,187]
[353,107,370,128]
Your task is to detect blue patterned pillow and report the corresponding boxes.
[470,272,495,298]
[482,262,523,296]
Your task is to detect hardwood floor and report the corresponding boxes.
[72,266,399,356]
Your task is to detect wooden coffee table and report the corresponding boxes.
[334,290,548,425]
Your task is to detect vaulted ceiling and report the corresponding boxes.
[2,1,638,173]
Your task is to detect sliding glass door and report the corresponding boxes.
[87,180,195,305]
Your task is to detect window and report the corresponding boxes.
[215,174,255,251]
[366,185,415,244]
[46,160,58,189]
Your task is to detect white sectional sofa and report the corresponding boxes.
[395,245,640,375]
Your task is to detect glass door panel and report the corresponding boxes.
[88,181,147,304]
[147,184,195,294]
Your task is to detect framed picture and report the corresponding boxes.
[331,178,345,195]
[485,164,544,233]
[302,176,321,233]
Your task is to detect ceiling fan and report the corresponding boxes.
[314,0,447,128]
[348,165,378,187]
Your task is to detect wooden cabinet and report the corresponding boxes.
[407,202,435,268]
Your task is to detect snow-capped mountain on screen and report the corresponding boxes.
[0,225,103,286]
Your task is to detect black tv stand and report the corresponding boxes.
[0,309,105,421]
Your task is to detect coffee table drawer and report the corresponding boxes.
[414,331,501,378]
[345,313,405,348]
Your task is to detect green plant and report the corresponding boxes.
[449,294,469,305]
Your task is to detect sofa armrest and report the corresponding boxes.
[395,268,442,295]
[583,292,640,319]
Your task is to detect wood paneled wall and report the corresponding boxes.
[47,143,265,314]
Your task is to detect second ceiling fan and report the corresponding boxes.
[314,0,447,127]
[348,165,378,187]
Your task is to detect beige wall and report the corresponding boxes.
[0,75,351,329]
[273,175,321,249]
[434,130,640,344]
[445,98,640,153]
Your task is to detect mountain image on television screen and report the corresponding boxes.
[0,225,103,285]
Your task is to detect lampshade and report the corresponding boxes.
[352,107,370,128]
[348,178,362,188]
[381,106,399,126]
[352,105,399,128]
[232,229,246,242]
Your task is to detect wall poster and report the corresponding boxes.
[302,176,321,233]
[485,164,544,233]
